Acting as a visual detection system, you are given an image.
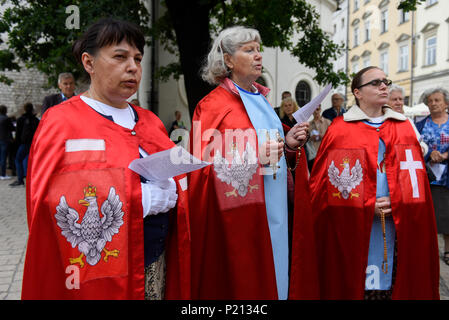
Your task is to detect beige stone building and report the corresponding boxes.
[412,0,449,105]
[346,0,414,106]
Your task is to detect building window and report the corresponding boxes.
[399,9,410,24]
[425,36,437,65]
[295,81,311,108]
[380,51,389,74]
[354,0,359,11]
[363,57,370,68]
[426,0,437,6]
[353,62,359,74]
[354,27,359,47]
[364,21,371,42]
[341,18,345,29]
[381,9,388,33]
[399,45,409,71]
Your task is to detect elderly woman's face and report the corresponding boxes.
[427,92,448,116]
[87,40,142,104]
[388,90,404,113]
[226,41,262,84]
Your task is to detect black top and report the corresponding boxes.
[281,115,297,128]
[0,114,14,142]
[322,107,347,122]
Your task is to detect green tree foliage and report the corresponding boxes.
[398,0,426,12]
[0,0,150,86]
[214,0,348,86]
[161,0,350,116]
[0,14,20,84]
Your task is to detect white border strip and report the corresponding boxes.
[65,139,105,152]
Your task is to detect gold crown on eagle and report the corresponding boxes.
[84,184,97,197]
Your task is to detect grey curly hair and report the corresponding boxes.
[420,87,449,106]
[388,84,405,97]
[201,26,261,85]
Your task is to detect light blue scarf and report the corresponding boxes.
[235,83,289,300]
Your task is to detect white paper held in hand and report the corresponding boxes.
[292,84,333,123]
[429,163,445,181]
[128,146,211,181]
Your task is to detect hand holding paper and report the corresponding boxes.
[129,146,211,181]
[292,84,332,123]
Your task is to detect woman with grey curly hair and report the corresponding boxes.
[188,25,310,299]
[416,87,449,266]
[388,84,406,113]
[201,26,261,85]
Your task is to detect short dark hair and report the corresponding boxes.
[351,66,381,106]
[23,102,34,113]
[72,18,145,66]
[0,105,7,115]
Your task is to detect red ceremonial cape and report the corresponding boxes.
[22,96,190,300]
[188,83,310,299]
[293,115,439,299]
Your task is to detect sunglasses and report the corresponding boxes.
[357,78,392,89]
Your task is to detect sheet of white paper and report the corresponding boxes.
[292,84,333,123]
[128,146,211,181]
[429,162,446,181]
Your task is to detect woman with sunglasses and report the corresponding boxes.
[291,66,439,299]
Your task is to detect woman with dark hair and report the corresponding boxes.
[291,66,439,299]
[416,87,449,266]
[21,18,190,300]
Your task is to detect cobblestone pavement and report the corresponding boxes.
[0,178,448,300]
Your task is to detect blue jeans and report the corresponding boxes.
[0,140,8,176]
[15,144,29,183]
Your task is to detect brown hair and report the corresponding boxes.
[351,66,381,106]
[72,18,145,66]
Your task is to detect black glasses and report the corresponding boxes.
[357,78,392,89]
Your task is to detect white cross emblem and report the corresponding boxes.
[400,149,423,198]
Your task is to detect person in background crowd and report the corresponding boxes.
[6,116,17,177]
[169,110,186,134]
[0,105,14,180]
[9,103,39,187]
[322,92,346,122]
[41,72,76,116]
[279,97,299,129]
[387,84,405,114]
[388,84,428,155]
[293,66,439,299]
[274,91,291,116]
[168,110,187,144]
[305,104,331,171]
[416,87,449,267]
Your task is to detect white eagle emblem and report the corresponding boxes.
[328,158,363,199]
[213,142,259,197]
[55,184,124,268]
